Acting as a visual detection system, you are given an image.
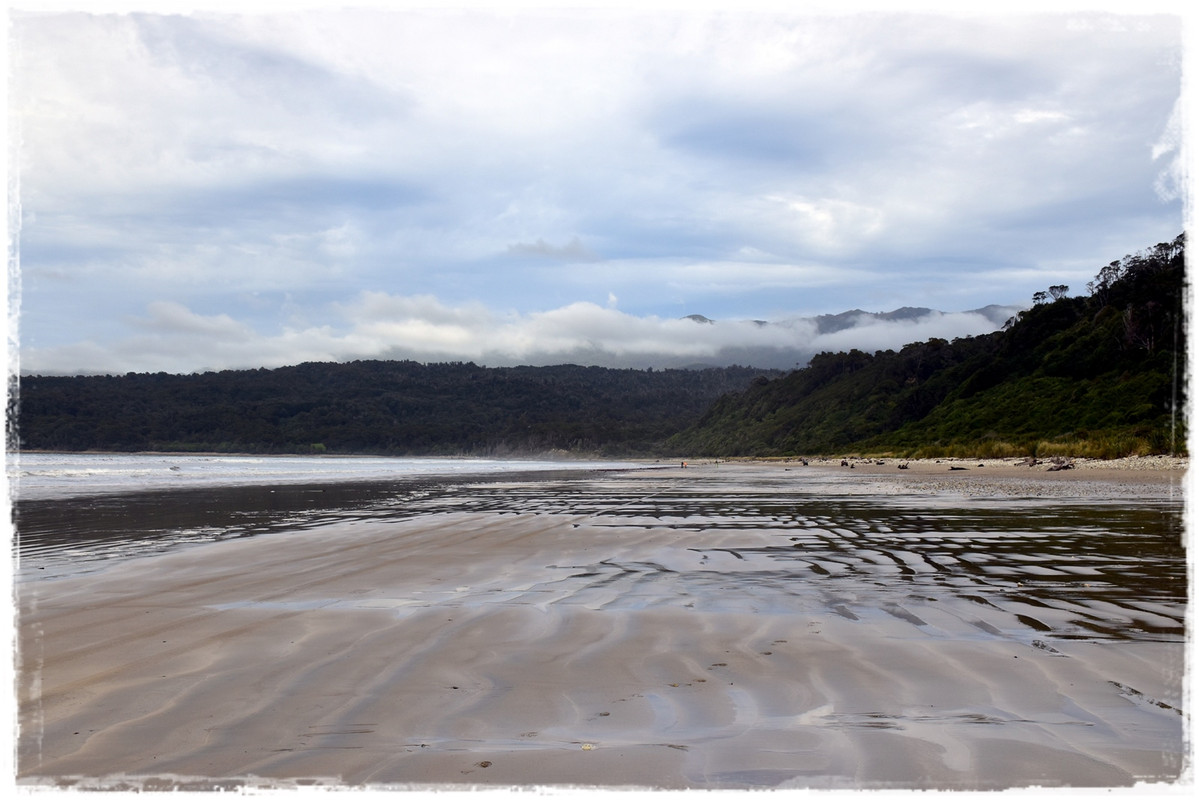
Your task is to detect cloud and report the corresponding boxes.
[19,293,1019,376]
[507,237,598,261]
[1151,96,1183,203]
[812,310,1017,353]
[129,300,256,340]
[10,9,1182,376]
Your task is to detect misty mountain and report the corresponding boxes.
[13,236,1182,460]
[668,237,1185,458]
[669,304,1024,370]
[807,304,1019,335]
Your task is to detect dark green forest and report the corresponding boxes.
[669,234,1187,459]
[13,362,777,456]
[12,235,1187,460]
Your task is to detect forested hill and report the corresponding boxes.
[669,234,1187,459]
[13,362,778,456]
[12,235,1187,460]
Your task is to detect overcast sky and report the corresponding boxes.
[5,2,1186,375]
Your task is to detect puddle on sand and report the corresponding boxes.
[14,471,1185,645]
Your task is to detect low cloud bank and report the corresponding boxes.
[19,293,1022,376]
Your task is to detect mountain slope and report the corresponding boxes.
[668,235,1186,458]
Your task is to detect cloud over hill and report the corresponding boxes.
[20,297,1022,375]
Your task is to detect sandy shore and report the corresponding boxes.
[716,453,1189,482]
[14,462,1188,790]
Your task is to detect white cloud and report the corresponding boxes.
[130,300,256,340]
[10,9,1183,375]
[20,293,1017,376]
[763,195,888,253]
[814,311,1015,353]
[1151,95,1183,203]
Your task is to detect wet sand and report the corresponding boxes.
[14,461,1188,790]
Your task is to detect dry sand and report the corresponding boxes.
[13,460,1189,791]
[724,453,1190,482]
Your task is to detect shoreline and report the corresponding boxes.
[718,452,1189,471]
[12,447,1190,470]
[657,453,1189,496]
[10,450,1188,500]
[15,461,1186,790]
[8,449,636,462]
[675,454,1189,489]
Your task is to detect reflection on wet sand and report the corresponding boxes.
[14,463,1186,790]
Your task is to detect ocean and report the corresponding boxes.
[6,451,646,582]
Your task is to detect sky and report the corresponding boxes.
[4,1,1188,375]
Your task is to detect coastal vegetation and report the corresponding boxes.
[669,234,1186,459]
[13,235,1185,459]
[13,362,776,457]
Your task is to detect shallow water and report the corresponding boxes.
[7,451,640,499]
[10,462,638,581]
[12,463,1185,646]
[381,472,1185,645]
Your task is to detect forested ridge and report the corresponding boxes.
[12,235,1186,460]
[668,234,1187,459]
[13,361,777,456]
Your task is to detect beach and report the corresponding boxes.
[13,459,1188,790]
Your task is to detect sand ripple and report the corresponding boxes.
[15,463,1186,790]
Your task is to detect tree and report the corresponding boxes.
[1087,261,1123,302]
[1048,285,1069,301]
